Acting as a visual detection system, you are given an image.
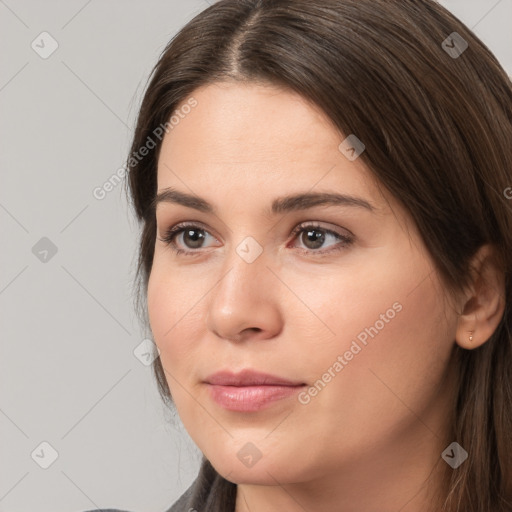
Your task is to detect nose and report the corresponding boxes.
[205,242,283,343]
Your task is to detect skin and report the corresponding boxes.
[147,81,505,512]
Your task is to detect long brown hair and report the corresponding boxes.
[124,1,512,510]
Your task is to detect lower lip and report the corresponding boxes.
[206,384,305,412]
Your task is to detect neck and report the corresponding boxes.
[235,432,450,512]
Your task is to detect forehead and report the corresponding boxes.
[161,81,340,162]
[156,81,390,214]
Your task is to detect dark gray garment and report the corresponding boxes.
[165,456,237,511]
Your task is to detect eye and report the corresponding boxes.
[158,222,218,256]
[158,221,354,257]
[288,222,353,255]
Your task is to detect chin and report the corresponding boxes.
[207,449,304,486]
[215,463,287,486]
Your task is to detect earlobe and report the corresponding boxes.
[454,244,506,350]
[455,324,479,350]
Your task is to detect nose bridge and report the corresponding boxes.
[206,234,280,340]
[216,234,268,302]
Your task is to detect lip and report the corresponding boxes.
[204,370,306,412]
[203,369,305,387]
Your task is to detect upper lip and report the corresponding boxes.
[204,369,305,387]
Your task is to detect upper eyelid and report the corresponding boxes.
[161,220,345,234]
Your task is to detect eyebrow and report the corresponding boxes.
[152,187,377,215]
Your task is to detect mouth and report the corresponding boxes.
[203,369,307,412]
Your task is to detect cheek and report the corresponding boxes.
[147,265,172,345]
[298,241,452,411]
[317,263,452,440]
[147,258,218,412]
[147,263,198,373]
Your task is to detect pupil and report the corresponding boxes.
[304,229,324,249]
[185,229,204,248]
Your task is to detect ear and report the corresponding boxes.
[455,244,506,350]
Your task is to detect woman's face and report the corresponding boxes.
[148,82,458,492]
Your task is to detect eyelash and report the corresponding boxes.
[158,222,354,257]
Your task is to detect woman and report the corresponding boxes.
[88,0,512,510]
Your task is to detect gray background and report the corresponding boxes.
[0,1,510,511]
